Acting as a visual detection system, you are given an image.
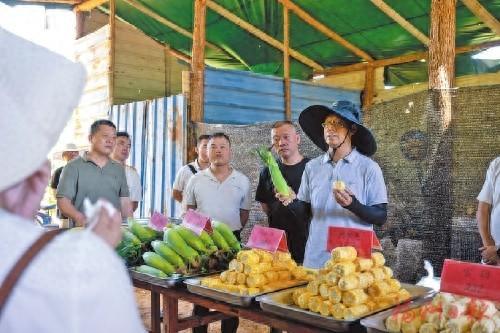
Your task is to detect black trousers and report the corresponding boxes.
[192,230,241,333]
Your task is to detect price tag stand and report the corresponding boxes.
[182,209,212,235]
[327,227,381,258]
[246,225,288,253]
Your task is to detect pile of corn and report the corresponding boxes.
[292,246,410,320]
[201,249,314,295]
[385,293,500,333]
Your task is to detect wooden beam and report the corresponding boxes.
[119,0,223,55]
[75,0,107,12]
[283,5,291,121]
[168,47,191,63]
[108,0,115,105]
[461,0,500,36]
[190,0,206,123]
[317,39,500,76]
[429,0,456,89]
[362,64,375,110]
[369,0,430,46]
[278,0,373,61]
[206,0,323,70]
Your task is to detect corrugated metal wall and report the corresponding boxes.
[109,95,186,218]
[204,68,361,124]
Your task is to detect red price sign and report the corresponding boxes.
[149,211,168,231]
[246,225,288,253]
[327,227,375,258]
[440,259,500,302]
[182,209,212,235]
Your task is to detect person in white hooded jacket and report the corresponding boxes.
[0,27,145,333]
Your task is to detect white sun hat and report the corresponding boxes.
[0,27,86,192]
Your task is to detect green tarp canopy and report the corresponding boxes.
[104,0,500,86]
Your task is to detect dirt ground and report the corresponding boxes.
[135,288,271,333]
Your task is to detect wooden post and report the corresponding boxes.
[422,0,457,273]
[362,64,375,112]
[283,4,291,121]
[190,0,206,123]
[108,0,115,106]
[75,10,85,39]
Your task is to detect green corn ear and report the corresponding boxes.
[128,219,157,243]
[135,265,168,278]
[173,225,210,254]
[212,220,241,251]
[210,228,231,251]
[163,228,200,263]
[256,147,289,196]
[199,230,216,247]
[142,252,175,275]
[151,240,185,268]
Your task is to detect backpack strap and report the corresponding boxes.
[187,164,198,175]
[0,228,66,318]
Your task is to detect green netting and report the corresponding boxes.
[105,0,500,84]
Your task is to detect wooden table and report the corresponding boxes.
[131,275,359,333]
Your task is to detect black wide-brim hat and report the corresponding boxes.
[299,100,377,156]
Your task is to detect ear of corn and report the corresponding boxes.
[212,220,241,251]
[151,240,185,269]
[163,228,200,265]
[199,230,216,247]
[210,228,231,251]
[142,252,175,275]
[135,265,168,278]
[255,146,289,196]
[128,219,157,243]
[173,225,210,254]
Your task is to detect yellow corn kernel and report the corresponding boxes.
[358,272,375,289]
[237,285,248,295]
[325,271,339,285]
[292,267,308,280]
[371,252,386,267]
[308,296,323,313]
[246,274,268,288]
[247,287,261,295]
[368,281,391,297]
[342,289,369,306]
[370,267,386,281]
[297,292,314,309]
[278,270,292,281]
[244,262,272,274]
[254,249,274,262]
[320,300,332,317]
[228,259,240,272]
[333,262,357,277]
[220,270,230,282]
[338,274,360,291]
[319,283,331,298]
[273,251,291,262]
[386,278,401,292]
[397,289,411,302]
[306,280,320,295]
[240,251,260,265]
[331,303,346,320]
[236,272,247,285]
[344,304,370,320]
[328,286,343,303]
[324,259,335,270]
[355,258,374,272]
[226,271,237,285]
[374,293,399,305]
[331,246,357,263]
[264,270,278,282]
[382,266,394,279]
[292,288,305,305]
[365,300,377,311]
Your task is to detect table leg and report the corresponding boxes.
[151,291,161,333]
[163,293,179,333]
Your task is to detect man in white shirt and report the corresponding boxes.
[477,156,500,265]
[172,134,210,216]
[0,27,144,333]
[184,132,251,333]
[111,131,142,212]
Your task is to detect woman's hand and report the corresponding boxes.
[275,187,296,206]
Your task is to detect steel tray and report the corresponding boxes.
[129,268,221,288]
[256,284,434,332]
[184,276,308,307]
[360,295,435,333]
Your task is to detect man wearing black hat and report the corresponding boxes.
[277,101,388,268]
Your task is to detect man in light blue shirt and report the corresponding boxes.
[278,101,388,268]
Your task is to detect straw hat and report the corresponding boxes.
[62,143,79,152]
[0,28,86,192]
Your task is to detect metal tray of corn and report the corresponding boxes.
[184,275,308,307]
[129,269,221,288]
[256,284,434,332]
[360,295,435,333]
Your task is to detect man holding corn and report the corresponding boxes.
[256,121,311,263]
[278,101,388,268]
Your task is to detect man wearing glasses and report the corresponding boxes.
[277,101,388,268]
